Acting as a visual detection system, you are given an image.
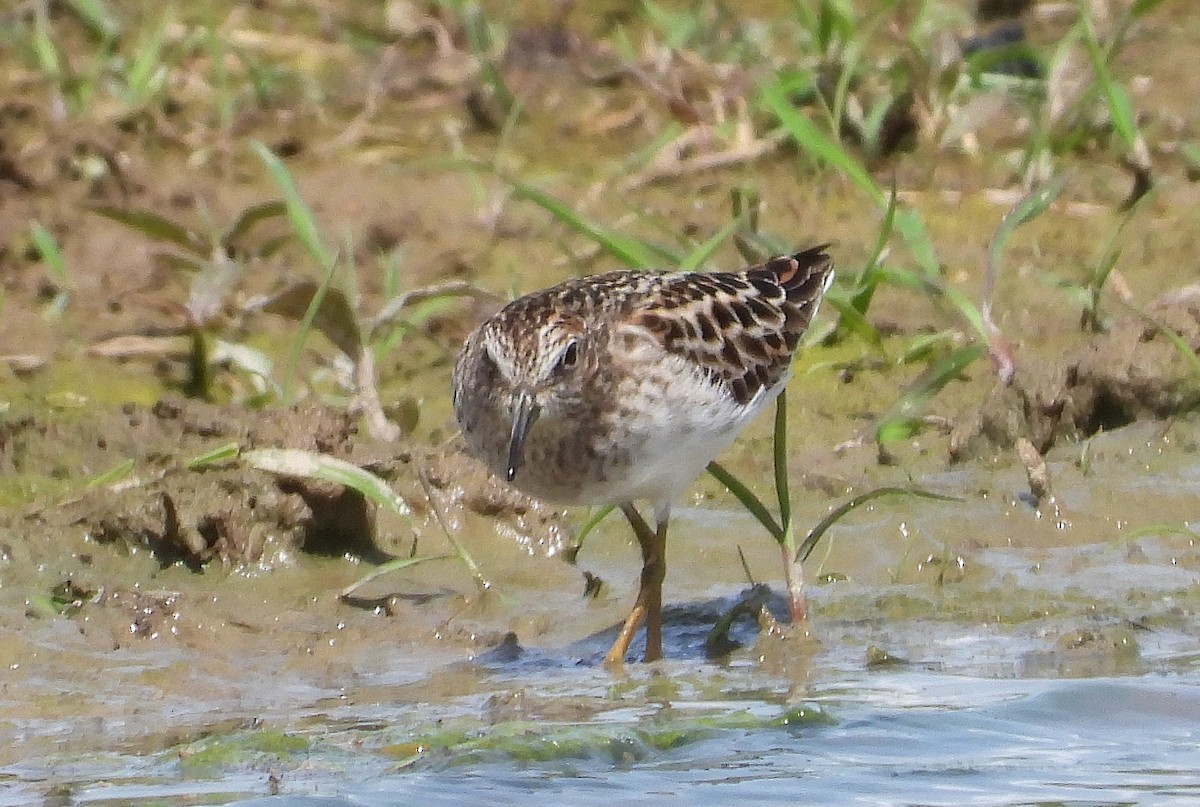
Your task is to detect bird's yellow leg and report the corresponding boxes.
[604,504,668,665]
[642,514,668,662]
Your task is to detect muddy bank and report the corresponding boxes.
[952,285,1200,460]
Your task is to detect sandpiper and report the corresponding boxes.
[452,245,834,663]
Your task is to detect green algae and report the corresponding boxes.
[175,729,309,776]
[381,701,834,769]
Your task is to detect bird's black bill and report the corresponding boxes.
[506,389,539,482]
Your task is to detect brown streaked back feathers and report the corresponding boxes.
[630,245,834,405]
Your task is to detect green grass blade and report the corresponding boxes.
[340,554,456,599]
[87,204,207,254]
[875,265,933,292]
[893,208,940,278]
[825,293,885,351]
[263,282,362,358]
[577,504,616,541]
[285,261,337,403]
[224,199,288,247]
[124,16,167,105]
[64,0,121,41]
[1081,13,1137,151]
[758,79,885,206]
[186,442,241,470]
[83,458,135,489]
[1130,0,1167,15]
[462,1,514,113]
[1180,142,1200,176]
[253,142,339,401]
[850,184,899,314]
[244,448,412,515]
[797,486,960,562]
[1088,188,1152,302]
[571,504,616,556]
[251,141,334,270]
[829,18,873,137]
[773,389,792,532]
[707,461,785,544]
[414,471,489,590]
[1119,303,1200,382]
[987,174,1070,289]
[508,178,668,268]
[31,13,63,78]
[679,215,744,273]
[29,222,67,284]
[940,284,988,341]
[1107,521,1193,547]
[29,221,70,319]
[878,264,987,340]
[876,343,987,443]
[898,331,957,365]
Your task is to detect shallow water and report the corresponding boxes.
[3,422,1199,806]
[9,669,1200,806]
[262,674,1200,807]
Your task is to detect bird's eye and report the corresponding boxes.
[558,341,579,371]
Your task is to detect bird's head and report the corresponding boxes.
[453,310,593,482]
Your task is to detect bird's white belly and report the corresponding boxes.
[578,366,786,508]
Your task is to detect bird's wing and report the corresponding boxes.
[623,246,834,406]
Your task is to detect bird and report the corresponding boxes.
[451,245,834,664]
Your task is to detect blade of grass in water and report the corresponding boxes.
[797,486,961,562]
[576,504,616,546]
[706,461,785,544]
[341,554,456,599]
[773,389,792,531]
[416,471,490,591]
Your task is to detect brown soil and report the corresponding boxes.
[951,287,1200,460]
